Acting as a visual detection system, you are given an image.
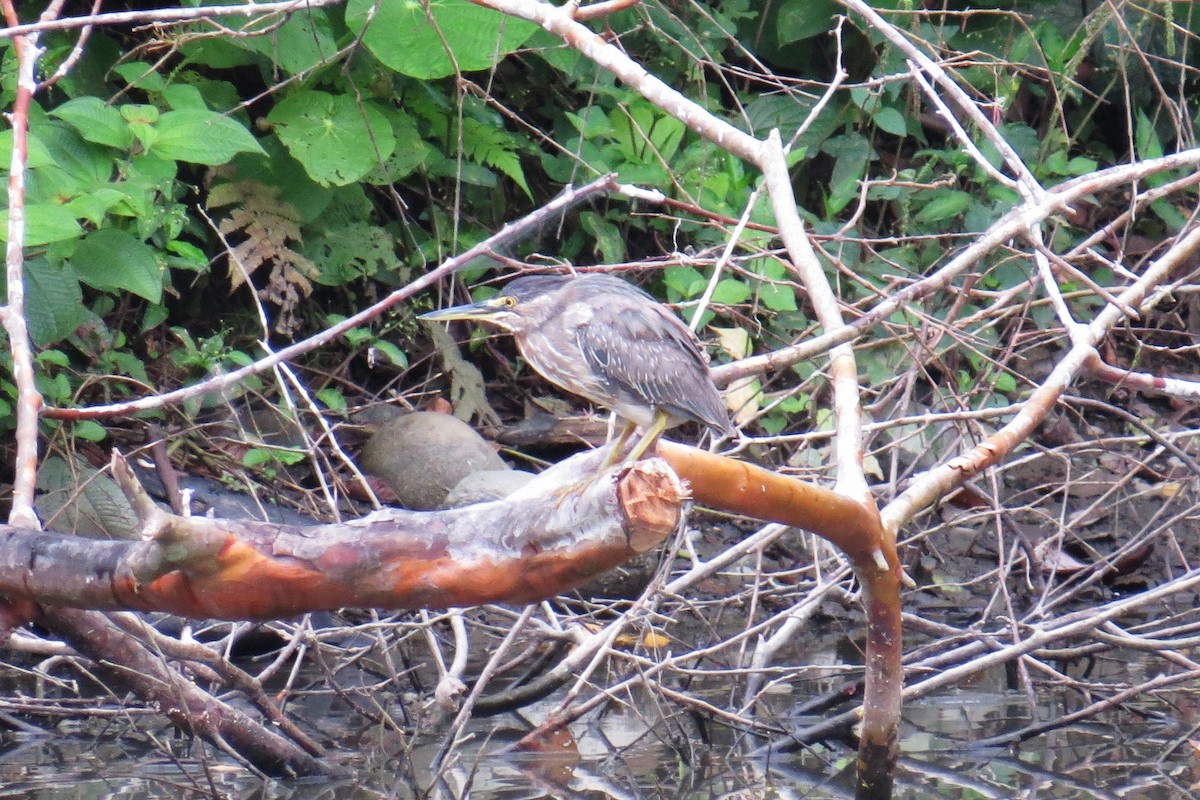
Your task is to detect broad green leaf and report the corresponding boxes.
[345,0,537,79]
[0,204,84,245]
[228,136,333,222]
[1136,109,1164,161]
[915,190,973,223]
[776,0,837,45]
[112,62,166,93]
[303,220,398,285]
[49,97,132,149]
[242,448,273,468]
[142,303,169,332]
[64,188,125,226]
[163,83,208,111]
[34,122,116,191]
[580,211,625,264]
[268,91,395,186]
[35,349,71,367]
[236,10,338,76]
[366,110,428,183]
[128,122,158,151]
[711,278,752,305]
[150,109,265,165]
[69,228,163,303]
[611,104,685,162]
[1066,156,1098,176]
[1043,149,1071,175]
[663,265,706,298]
[120,104,159,125]
[759,282,798,312]
[21,257,86,345]
[874,107,908,137]
[567,107,611,138]
[73,420,108,442]
[372,340,408,369]
[317,387,347,412]
[823,133,872,214]
[0,129,55,168]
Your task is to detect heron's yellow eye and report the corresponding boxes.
[500,296,517,309]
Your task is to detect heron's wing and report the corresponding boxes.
[576,302,733,435]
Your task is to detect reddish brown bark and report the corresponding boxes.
[0,450,684,620]
[658,439,902,798]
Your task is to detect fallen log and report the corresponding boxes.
[0,448,684,620]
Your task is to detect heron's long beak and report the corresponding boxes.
[418,301,497,323]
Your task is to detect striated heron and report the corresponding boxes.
[421,273,735,466]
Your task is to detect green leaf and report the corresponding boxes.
[1136,109,1165,160]
[35,349,71,367]
[38,121,114,188]
[73,420,108,442]
[303,220,397,285]
[142,303,169,332]
[236,10,339,75]
[372,339,408,369]
[567,107,611,138]
[1066,156,1098,176]
[345,0,537,79]
[244,447,305,468]
[776,0,837,45]
[711,278,752,305]
[823,133,873,214]
[366,110,428,183]
[460,117,530,198]
[580,211,625,264]
[611,104,685,162]
[50,97,133,150]
[150,109,265,165]
[64,188,125,226]
[759,282,798,311]
[112,62,166,93]
[268,91,396,186]
[163,83,208,111]
[316,387,347,412]
[915,190,973,223]
[0,204,84,245]
[128,121,158,151]
[120,104,160,125]
[0,128,54,168]
[874,107,908,137]
[22,258,85,346]
[663,265,706,298]
[166,239,207,262]
[242,448,273,468]
[69,228,164,303]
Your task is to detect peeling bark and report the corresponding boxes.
[0,449,684,619]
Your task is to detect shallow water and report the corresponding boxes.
[2,651,1196,800]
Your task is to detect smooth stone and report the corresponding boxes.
[359,411,508,510]
[440,469,535,509]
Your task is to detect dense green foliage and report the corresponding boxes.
[1,0,1198,449]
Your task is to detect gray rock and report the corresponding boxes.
[441,469,535,508]
[359,411,508,510]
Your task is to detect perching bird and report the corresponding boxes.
[420,273,735,466]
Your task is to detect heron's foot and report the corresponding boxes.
[550,446,627,508]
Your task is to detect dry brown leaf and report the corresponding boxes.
[209,180,319,334]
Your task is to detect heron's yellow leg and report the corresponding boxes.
[598,420,638,471]
[623,409,670,464]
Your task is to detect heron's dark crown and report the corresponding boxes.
[502,273,657,304]
[500,274,574,302]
